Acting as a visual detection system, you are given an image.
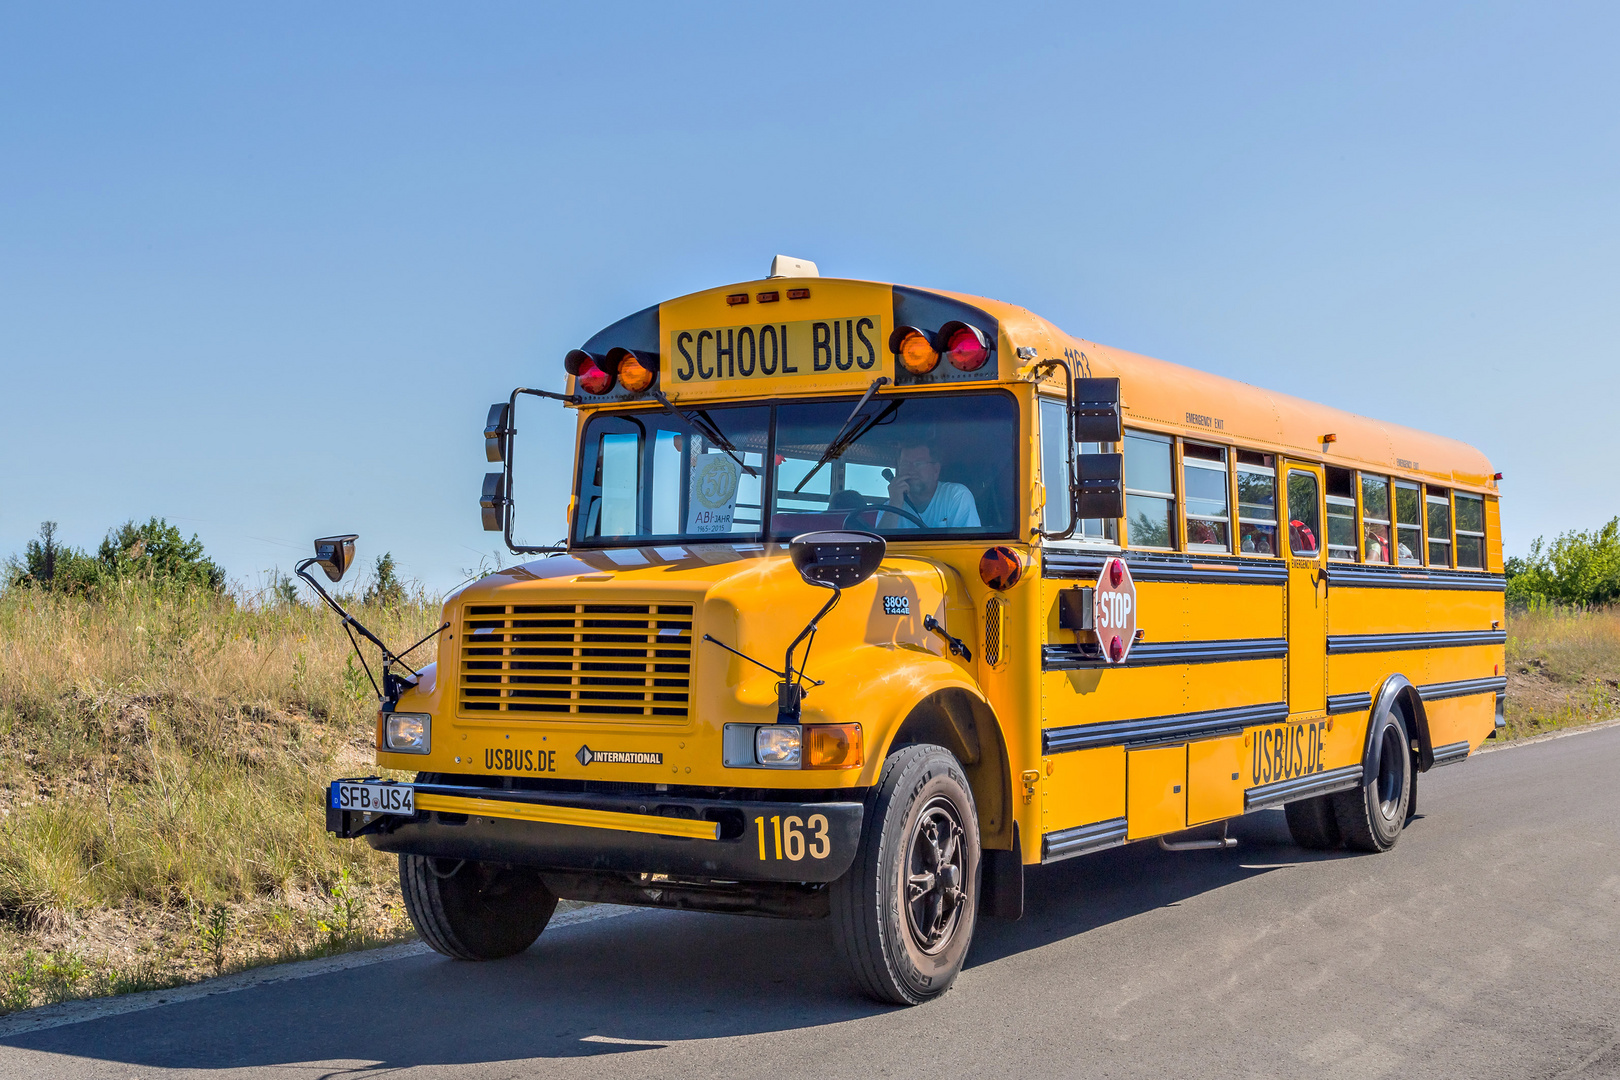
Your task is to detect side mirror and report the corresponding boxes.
[789,530,886,590]
[1075,453,1125,519]
[313,534,358,582]
[1073,377,1122,443]
[481,473,507,532]
[484,403,510,463]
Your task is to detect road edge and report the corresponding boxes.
[0,903,637,1038]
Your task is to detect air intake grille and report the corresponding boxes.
[984,597,1004,668]
[458,602,693,720]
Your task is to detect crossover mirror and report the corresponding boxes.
[789,530,886,590]
[312,534,358,583]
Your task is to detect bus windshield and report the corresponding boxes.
[571,391,1017,546]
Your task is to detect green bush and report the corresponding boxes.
[1506,517,1620,607]
[6,519,225,593]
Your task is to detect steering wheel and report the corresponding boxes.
[843,502,929,530]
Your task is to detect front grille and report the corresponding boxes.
[458,602,693,721]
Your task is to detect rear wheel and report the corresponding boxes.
[399,855,558,960]
[1332,707,1413,853]
[1284,794,1342,849]
[831,744,981,1005]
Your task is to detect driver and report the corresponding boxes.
[882,442,980,529]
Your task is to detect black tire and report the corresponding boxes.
[1331,706,1413,853]
[399,855,558,960]
[1284,794,1343,849]
[830,744,981,1006]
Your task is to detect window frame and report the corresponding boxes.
[1453,491,1487,570]
[1393,480,1424,566]
[1180,439,1232,554]
[1123,429,1177,551]
[1323,466,1358,563]
[1425,486,1454,567]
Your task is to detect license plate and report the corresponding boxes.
[330,781,415,816]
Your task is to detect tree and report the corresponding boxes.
[1506,518,1620,606]
[96,518,226,591]
[5,522,102,592]
[363,552,406,607]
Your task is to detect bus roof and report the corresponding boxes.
[573,275,1498,495]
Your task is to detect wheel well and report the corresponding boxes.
[887,688,1012,850]
[1372,676,1434,773]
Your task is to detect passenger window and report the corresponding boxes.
[1236,450,1277,556]
[1182,442,1230,553]
[1286,470,1320,557]
[1455,493,1486,568]
[1124,431,1174,549]
[1426,487,1453,566]
[1039,398,1071,536]
[1041,397,1117,543]
[1360,474,1392,564]
[1394,482,1423,565]
[1325,467,1356,561]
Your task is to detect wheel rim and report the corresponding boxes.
[1375,723,1406,819]
[904,795,967,955]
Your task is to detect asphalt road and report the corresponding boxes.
[4,725,1618,1080]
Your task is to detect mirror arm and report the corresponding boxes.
[923,613,973,662]
[295,558,452,706]
[1030,358,1081,541]
[500,386,575,556]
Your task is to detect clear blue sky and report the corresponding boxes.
[3,3,1615,593]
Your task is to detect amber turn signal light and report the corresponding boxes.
[803,723,863,769]
[609,347,656,393]
[890,327,939,374]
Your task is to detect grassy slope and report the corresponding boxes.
[1503,605,1620,738]
[0,581,437,1011]
[0,584,1614,1013]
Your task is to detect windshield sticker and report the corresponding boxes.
[687,453,742,533]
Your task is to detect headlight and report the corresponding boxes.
[755,725,802,766]
[384,712,431,754]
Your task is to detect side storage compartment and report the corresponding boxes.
[1187,734,1246,825]
[1126,745,1187,839]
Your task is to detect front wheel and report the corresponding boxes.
[830,744,981,1005]
[1331,706,1414,852]
[399,855,558,960]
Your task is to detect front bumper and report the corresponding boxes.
[327,778,864,883]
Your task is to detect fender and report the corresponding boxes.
[1365,673,1433,777]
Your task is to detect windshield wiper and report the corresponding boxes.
[791,376,891,495]
[650,389,758,477]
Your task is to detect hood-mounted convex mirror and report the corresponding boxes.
[789,531,886,590]
[313,535,358,583]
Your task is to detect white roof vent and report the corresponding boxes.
[767,254,819,279]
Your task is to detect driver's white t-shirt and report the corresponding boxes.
[898,481,980,528]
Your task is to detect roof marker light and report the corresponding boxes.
[757,291,780,303]
[787,288,811,300]
[727,293,750,306]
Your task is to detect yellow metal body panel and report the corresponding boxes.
[1127,746,1187,839]
[1188,735,1245,825]
[413,792,721,840]
[1042,746,1126,834]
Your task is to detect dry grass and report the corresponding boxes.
[1503,604,1620,739]
[0,578,441,1012]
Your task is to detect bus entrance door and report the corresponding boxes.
[1284,463,1328,715]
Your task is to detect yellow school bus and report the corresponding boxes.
[321,257,1505,1005]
